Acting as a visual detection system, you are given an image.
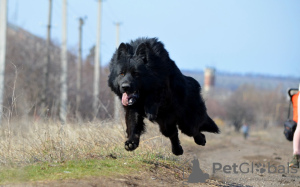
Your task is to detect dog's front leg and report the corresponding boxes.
[144,91,162,121]
[144,101,159,121]
[124,108,145,151]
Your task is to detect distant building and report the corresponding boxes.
[204,67,216,92]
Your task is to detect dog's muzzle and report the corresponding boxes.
[122,92,139,106]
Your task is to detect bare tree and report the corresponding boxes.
[224,84,287,131]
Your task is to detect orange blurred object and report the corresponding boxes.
[292,92,299,123]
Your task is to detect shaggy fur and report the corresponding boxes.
[108,38,219,155]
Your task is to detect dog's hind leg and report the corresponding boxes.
[170,131,184,155]
[177,119,206,146]
[124,109,145,152]
[193,132,206,146]
[158,121,183,156]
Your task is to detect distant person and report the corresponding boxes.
[289,86,300,168]
[241,123,249,139]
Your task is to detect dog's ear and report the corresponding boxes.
[135,43,148,63]
[117,43,128,60]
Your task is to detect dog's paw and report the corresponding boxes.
[124,140,138,151]
[172,145,184,156]
[194,133,206,146]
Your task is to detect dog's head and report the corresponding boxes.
[108,42,155,106]
[108,38,171,106]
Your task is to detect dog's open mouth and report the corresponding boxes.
[122,92,139,106]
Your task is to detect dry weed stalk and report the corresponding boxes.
[0,119,172,167]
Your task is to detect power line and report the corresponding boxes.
[65,1,101,59]
[106,0,120,22]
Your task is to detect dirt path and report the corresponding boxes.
[181,127,300,187]
[4,127,300,187]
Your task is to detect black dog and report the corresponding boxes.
[108,38,219,155]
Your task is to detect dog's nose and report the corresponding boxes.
[121,83,130,91]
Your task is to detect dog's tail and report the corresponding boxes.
[201,116,220,133]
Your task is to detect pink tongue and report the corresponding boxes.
[122,93,129,106]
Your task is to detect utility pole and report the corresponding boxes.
[114,22,121,121]
[60,0,68,123]
[0,0,7,124]
[93,0,102,118]
[41,0,52,115]
[76,17,84,119]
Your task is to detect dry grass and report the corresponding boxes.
[0,118,178,167]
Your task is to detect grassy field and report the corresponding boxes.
[1,118,291,186]
[0,154,183,184]
[0,119,186,185]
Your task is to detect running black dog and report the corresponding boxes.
[108,38,219,155]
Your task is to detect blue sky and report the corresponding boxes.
[5,0,300,77]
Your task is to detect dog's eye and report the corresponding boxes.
[120,72,125,76]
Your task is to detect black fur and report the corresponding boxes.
[108,38,219,155]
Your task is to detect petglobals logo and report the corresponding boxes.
[179,156,210,185]
[212,162,298,174]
